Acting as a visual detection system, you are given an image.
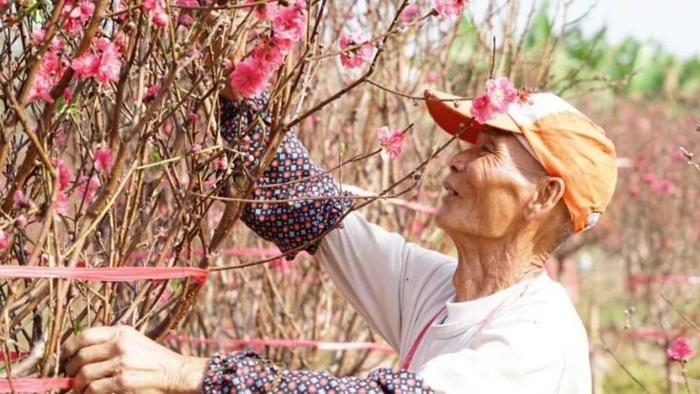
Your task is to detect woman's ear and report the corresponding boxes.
[524,177,566,221]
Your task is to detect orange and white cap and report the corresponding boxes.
[424,89,618,233]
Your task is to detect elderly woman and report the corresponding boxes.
[61,83,617,393]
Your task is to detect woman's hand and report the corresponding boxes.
[61,325,209,394]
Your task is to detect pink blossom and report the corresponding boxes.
[213,158,228,171]
[28,50,61,104]
[246,0,277,21]
[188,112,199,122]
[470,94,497,123]
[61,0,95,36]
[652,179,675,194]
[63,88,74,101]
[54,190,69,215]
[32,29,46,45]
[400,4,421,24]
[410,219,426,235]
[71,38,122,83]
[668,337,694,362]
[145,84,160,100]
[641,171,656,185]
[377,126,406,160]
[94,39,122,83]
[14,215,28,229]
[252,38,287,72]
[78,174,101,203]
[162,121,174,136]
[53,158,72,191]
[229,58,271,98]
[28,72,56,104]
[113,31,128,51]
[178,14,193,26]
[13,190,30,208]
[672,149,687,162]
[470,77,517,123]
[93,147,113,173]
[72,53,101,78]
[339,33,374,69]
[485,77,517,113]
[0,229,8,251]
[424,71,439,83]
[272,0,307,43]
[434,0,466,19]
[0,0,7,8]
[50,36,66,52]
[143,0,169,27]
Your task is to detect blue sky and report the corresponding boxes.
[471,0,700,59]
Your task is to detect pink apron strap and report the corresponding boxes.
[401,306,446,370]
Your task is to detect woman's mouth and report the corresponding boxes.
[443,181,458,196]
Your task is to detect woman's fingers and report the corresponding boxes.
[73,358,121,393]
[64,340,117,377]
[61,326,119,361]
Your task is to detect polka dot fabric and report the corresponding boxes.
[209,95,435,392]
[219,94,353,257]
[203,352,435,393]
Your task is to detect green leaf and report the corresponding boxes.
[74,321,82,333]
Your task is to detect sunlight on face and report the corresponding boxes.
[435,129,546,239]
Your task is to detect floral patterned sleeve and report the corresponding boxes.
[209,96,434,393]
[219,93,353,257]
[202,352,434,394]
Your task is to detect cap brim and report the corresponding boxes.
[424,89,521,144]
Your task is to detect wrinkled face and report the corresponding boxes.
[436,129,547,239]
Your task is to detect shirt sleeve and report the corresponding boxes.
[220,93,457,355]
[202,352,435,393]
[219,94,353,257]
[316,213,456,353]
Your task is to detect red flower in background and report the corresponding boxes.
[229,59,272,97]
[434,0,467,19]
[78,174,101,203]
[28,50,62,104]
[470,77,518,123]
[377,126,406,160]
[0,229,8,251]
[229,0,307,98]
[668,337,694,362]
[400,4,421,24]
[54,158,73,191]
[471,94,496,124]
[72,38,122,84]
[143,0,169,27]
[485,77,518,113]
[61,0,95,36]
[93,147,113,173]
[339,33,374,69]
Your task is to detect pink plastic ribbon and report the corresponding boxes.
[0,378,73,392]
[128,247,284,261]
[625,327,670,340]
[0,266,208,392]
[627,274,700,291]
[0,265,208,284]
